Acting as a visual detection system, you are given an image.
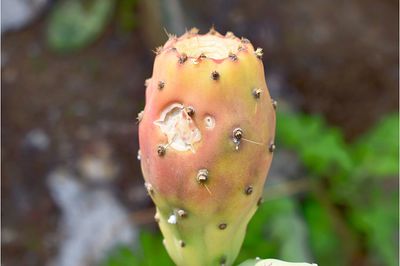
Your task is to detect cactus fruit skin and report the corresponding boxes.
[138,28,276,266]
[239,259,318,266]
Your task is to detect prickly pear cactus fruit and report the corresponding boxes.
[138,28,276,266]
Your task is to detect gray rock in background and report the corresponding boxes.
[1,0,49,33]
[47,169,136,266]
[268,149,304,184]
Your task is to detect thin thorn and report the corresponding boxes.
[209,25,217,35]
[163,28,176,40]
[203,184,212,195]
[153,46,163,55]
[190,143,196,154]
[165,134,177,150]
[163,28,170,38]
[241,37,250,44]
[242,138,264,146]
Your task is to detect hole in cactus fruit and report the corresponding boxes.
[204,116,215,129]
[154,103,201,152]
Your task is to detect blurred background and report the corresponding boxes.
[1,0,399,265]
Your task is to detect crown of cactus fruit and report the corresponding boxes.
[138,27,276,266]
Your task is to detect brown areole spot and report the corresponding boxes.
[257,197,264,206]
[177,209,187,218]
[228,52,238,61]
[254,47,263,59]
[178,53,188,64]
[185,106,195,117]
[245,185,253,195]
[252,88,262,99]
[268,142,276,153]
[272,99,278,110]
[211,70,220,80]
[157,145,166,156]
[196,169,209,183]
[218,223,227,230]
[158,81,165,90]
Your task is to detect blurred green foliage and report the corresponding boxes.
[102,111,398,266]
[347,115,399,266]
[302,197,345,265]
[102,231,174,266]
[47,0,138,53]
[47,0,115,53]
[276,111,399,266]
[352,113,399,177]
[276,112,353,176]
[116,0,138,32]
[237,197,311,263]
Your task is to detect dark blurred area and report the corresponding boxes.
[1,0,398,266]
